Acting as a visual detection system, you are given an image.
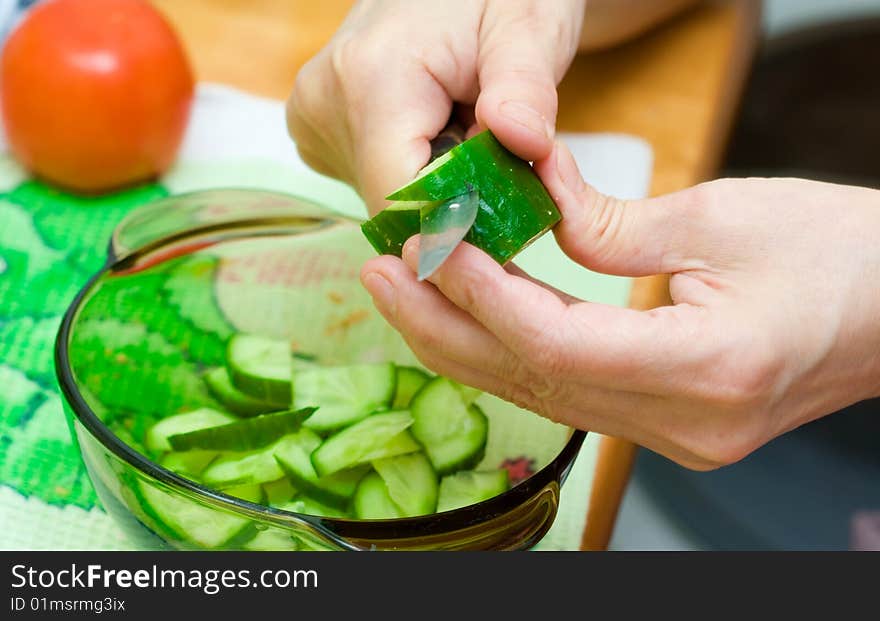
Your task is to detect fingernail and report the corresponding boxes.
[363,272,396,317]
[499,100,553,141]
[402,237,419,269]
[556,141,586,195]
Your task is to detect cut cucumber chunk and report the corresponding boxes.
[310,411,415,477]
[168,408,315,452]
[275,496,350,519]
[296,363,396,433]
[201,430,316,488]
[410,377,488,475]
[145,408,234,454]
[159,450,218,479]
[203,367,280,417]
[367,130,561,265]
[353,471,404,520]
[276,447,369,510]
[372,452,438,517]
[360,430,421,462]
[262,477,298,506]
[437,469,510,512]
[136,481,261,548]
[454,382,483,406]
[392,366,431,409]
[226,334,295,405]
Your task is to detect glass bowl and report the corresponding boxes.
[55,189,586,551]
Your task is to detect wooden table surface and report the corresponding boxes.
[151,0,762,551]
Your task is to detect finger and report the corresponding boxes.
[360,255,523,379]
[503,262,581,305]
[401,236,570,360]
[534,140,701,276]
[475,0,582,161]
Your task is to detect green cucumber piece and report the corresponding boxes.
[310,411,415,477]
[369,130,561,265]
[201,430,316,488]
[275,448,369,510]
[372,452,438,517]
[392,366,431,409]
[262,477,298,506]
[360,202,422,257]
[353,471,404,520]
[168,408,315,452]
[136,480,262,549]
[226,334,295,405]
[360,430,421,462]
[145,408,234,454]
[159,451,218,479]
[410,377,488,475]
[437,469,510,512]
[203,367,280,417]
[275,496,350,519]
[296,363,396,433]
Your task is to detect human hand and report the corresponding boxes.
[360,142,880,470]
[287,0,585,214]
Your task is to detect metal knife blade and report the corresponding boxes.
[417,185,479,281]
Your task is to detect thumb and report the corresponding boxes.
[535,140,698,277]
[475,0,582,162]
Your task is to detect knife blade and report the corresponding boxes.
[417,185,479,281]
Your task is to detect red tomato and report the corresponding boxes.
[0,0,195,193]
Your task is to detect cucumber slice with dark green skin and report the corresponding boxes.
[136,480,262,549]
[436,469,510,512]
[410,377,489,475]
[372,452,438,517]
[276,451,370,510]
[275,496,350,519]
[200,429,317,488]
[392,366,431,409]
[353,471,404,520]
[296,363,396,433]
[226,334,296,406]
[310,411,415,477]
[203,367,280,417]
[360,202,422,257]
[159,450,218,479]
[145,408,234,454]
[367,130,561,265]
[167,408,316,452]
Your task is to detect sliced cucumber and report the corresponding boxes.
[167,408,315,452]
[372,452,438,517]
[203,367,280,417]
[276,448,369,510]
[296,363,396,433]
[201,430,315,488]
[159,450,218,479]
[392,366,431,409]
[226,334,294,405]
[367,130,561,265]
[360,430,421,462]
[145,408,234,454]
[136,480,262,549]
[310,411,415,477]
[437,469,510,513]
[410,377,488,475]
[275,496,350,519]
[454,382,483,406]
[353,471,404,520]
[262,477,298,506]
